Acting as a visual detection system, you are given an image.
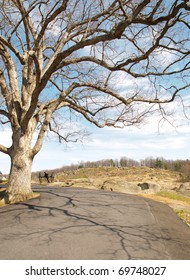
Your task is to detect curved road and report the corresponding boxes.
[0,186,190,260]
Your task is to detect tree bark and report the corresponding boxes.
[5,151,34,203]
[4,126,36,203]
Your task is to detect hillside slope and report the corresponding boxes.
[53,166,183,192]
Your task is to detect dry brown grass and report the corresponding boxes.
[174,210,190,225]
[55,166,183,188]
[0,188,7,206]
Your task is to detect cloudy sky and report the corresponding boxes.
[1,66,190,175]
[2,51,190,175]
[1,107,190,174]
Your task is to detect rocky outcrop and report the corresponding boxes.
[137,182,161,193]
[178,182,190,191]
[173,182,190,197]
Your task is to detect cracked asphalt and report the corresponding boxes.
[0,186,190,260]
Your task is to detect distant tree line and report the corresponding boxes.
[140,157,190,173]
[32,157,190,179]
[77,157,140,169]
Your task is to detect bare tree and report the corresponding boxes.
[0,0,190,203]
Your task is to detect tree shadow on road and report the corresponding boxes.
[0,187,189,260]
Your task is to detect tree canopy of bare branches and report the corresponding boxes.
[0,0,190,202]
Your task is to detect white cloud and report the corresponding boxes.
[1,97,190,174]
[141,136,188,150]
[8,119,189,173]
[0,129,12,146]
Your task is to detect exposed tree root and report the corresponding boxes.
[0,190,40,205]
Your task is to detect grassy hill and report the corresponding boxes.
[46,166,183,190]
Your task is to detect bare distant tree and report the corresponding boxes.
[0,0,190,203]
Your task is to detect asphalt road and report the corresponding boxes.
[0,186,190,260]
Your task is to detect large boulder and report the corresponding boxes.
[138,182,161,193]
[174,183,190,197]
[178,182,190,191]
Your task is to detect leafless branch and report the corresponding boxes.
[0,0,189,158]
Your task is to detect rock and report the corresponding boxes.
[172,182,190,197]
[99,179,116,191]
[62,180,74,187]
[148,183,161,193]
[122,182,142,193]
[138,182,161,193]
[138,182,149,190]
[172,182,190,192]
[177,182,190,192]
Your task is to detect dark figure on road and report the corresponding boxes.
[39,172,55,183]
[44,172,50,183]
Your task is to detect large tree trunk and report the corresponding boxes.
[5,151,34,204]
[5,127,36,204]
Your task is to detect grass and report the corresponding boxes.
[0,180,8,184]
[157,191,190,204]
[139,191,190,226]
[174,209,190,226]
